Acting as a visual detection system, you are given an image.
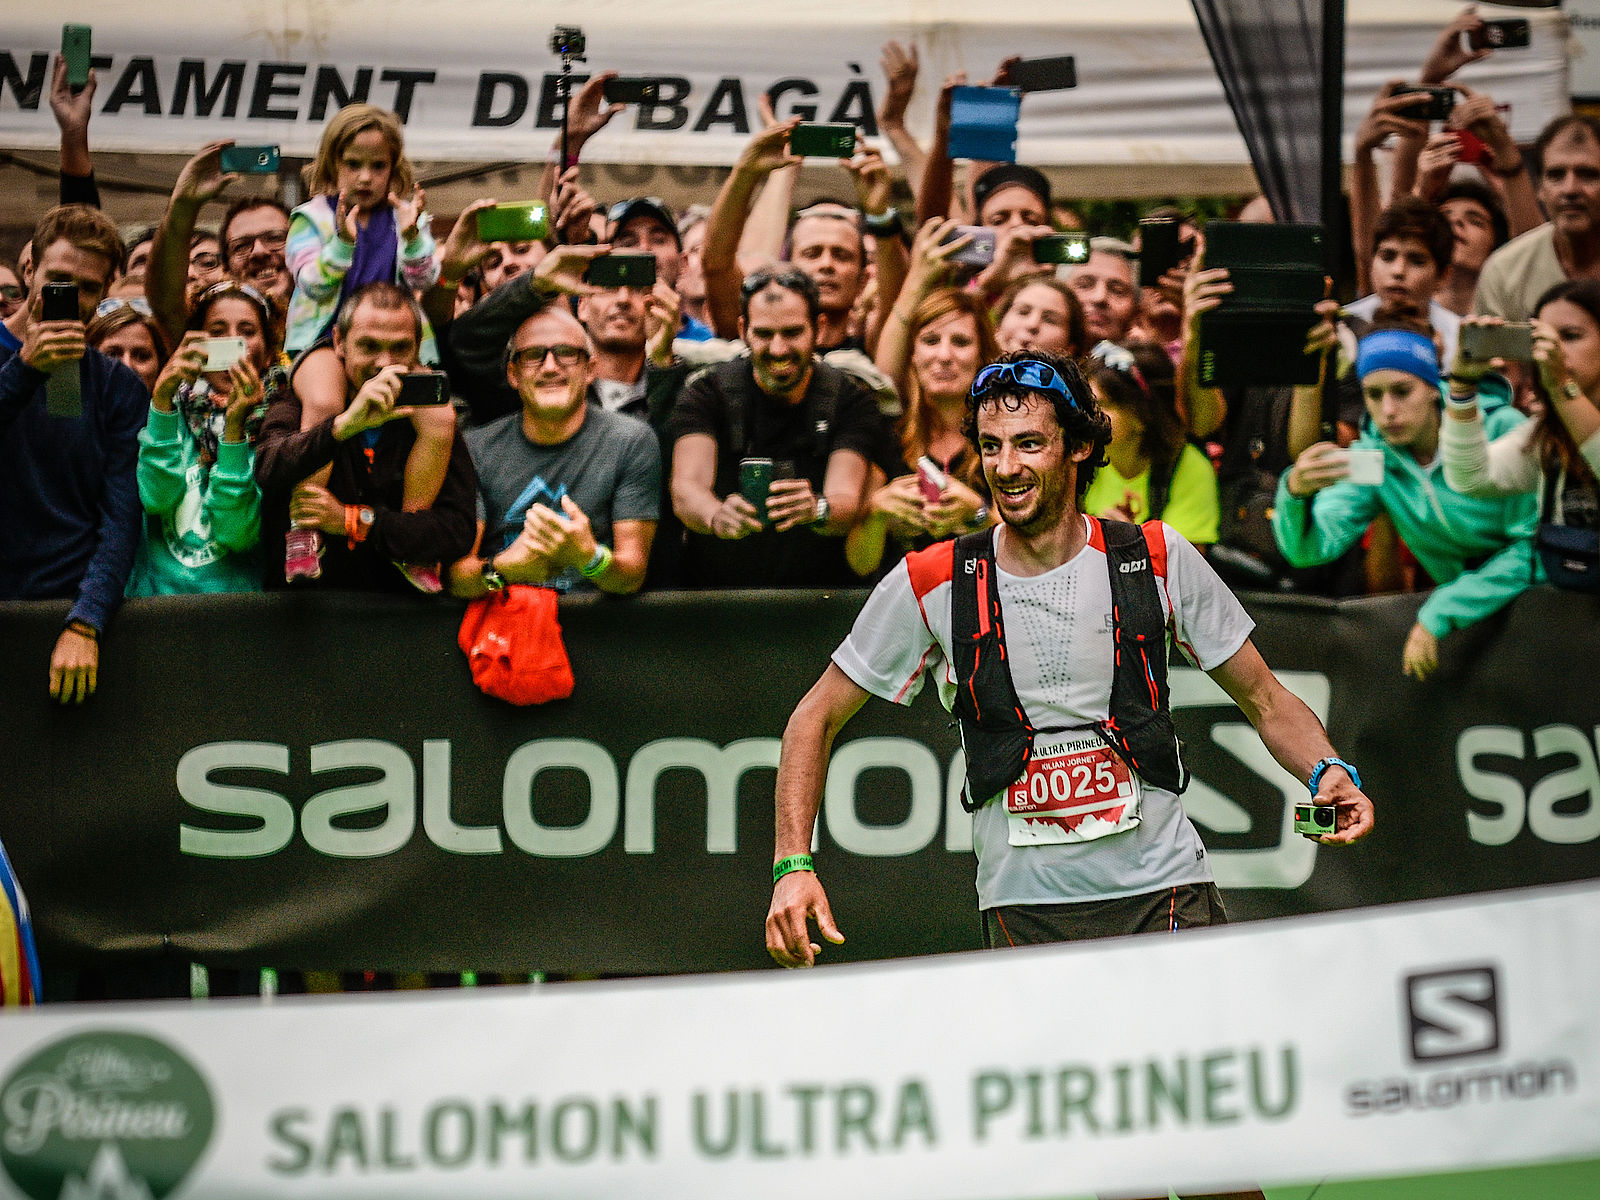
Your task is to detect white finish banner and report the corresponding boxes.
[0,2,1570,165]
[0,882,1596,1199]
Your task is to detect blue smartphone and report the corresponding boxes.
[220,145,281,175]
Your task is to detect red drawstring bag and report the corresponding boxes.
[457,585,575,705]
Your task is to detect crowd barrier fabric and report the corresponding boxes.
[1,587,1598,977]
[0,881,1595,1198]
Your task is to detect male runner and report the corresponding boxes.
[767,349,1374,965]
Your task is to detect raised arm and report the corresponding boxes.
[878,41,926,204]
[703,120,800,339]
[147,142,238,344]
[49,54,98,206]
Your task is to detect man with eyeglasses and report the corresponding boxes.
[766,349,1373,995]
[146,142,293,344]
[446,246,660,598]
[669,267,888,589]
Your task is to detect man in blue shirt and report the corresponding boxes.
[0,205,145,703]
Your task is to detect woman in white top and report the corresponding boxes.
[1441,280,1600,570]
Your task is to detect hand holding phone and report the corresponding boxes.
[1460,321,1534,363]
[1032,233,1090,266]
[789,123,857,158]
[61,24,92,90]
[396,370,451,406]
[602,77,662,105]
[943,226,997,268]
[475,202,551,244]
[583,254,656,289]
[219,145,281,175]
[1393,86,1455,123]
[916,457,949,503]
[199,337,247,372]
[1468,19,1530,51]
[41,283,80,323]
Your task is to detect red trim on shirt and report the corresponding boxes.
[905,539,955,599]
[1143,519,1168,581]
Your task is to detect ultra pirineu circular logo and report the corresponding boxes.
[0,1031,215,1200]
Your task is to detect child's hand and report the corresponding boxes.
[393,184,426,241]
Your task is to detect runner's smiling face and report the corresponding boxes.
[976,393,1092,534]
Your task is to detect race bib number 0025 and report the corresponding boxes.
[1004,734,1141,846]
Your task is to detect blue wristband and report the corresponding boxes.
[1309,756,1361,796]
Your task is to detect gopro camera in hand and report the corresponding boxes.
[1294,802,1338,838]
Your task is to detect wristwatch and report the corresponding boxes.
[810,495,831,528]
[480,558,507,592]
[1308,756,1361,796]
[863,208,902,236]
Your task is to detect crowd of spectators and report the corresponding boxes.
[3,3,1594,715]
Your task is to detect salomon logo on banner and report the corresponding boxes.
[0,1032,215,1200]
[1406,966,1501,1063]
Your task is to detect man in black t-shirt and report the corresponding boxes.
[668,267,890,588]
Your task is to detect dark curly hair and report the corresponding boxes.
[962,348,1112,505]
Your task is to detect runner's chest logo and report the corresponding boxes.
[0,1031,215,1200]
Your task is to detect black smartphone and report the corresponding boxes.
[739,458,775,525]
[1461,322,1535,363]
[397,371,451,406]
[1469,19,1531,51]
[1138,218,1195,286]
[584,254,656,289]
[1006,55,1077,94]
[1032,233,1090,266]
[475,203,551,244]
[219,145,281,175]
[61,24,92,90]
[603,77,662,105]
[789,123,857,158]
[41,282,79,322]
[1393,85,1455,123]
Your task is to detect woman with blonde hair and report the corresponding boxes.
[848,286,999,577]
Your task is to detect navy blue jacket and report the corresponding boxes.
[0,336,146,631]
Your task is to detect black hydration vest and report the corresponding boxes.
[949,519,1189,812]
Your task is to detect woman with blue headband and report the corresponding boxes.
[1272,324,1537,680]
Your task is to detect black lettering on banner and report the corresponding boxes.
[634,76,690,132]
[381,69,434,121]
[250,63,307,120]
[172,60,245,118]
[829,75,878,136]
[472,72,529,128]
[768,77,819,123]
[103,57,162,115]
[692,77,749,134]
[535,72,591,129]
[0,52,48,110]
[310,65,374,121]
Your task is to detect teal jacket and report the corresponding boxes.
[1273,380,1536,638]
[126,406,263,595]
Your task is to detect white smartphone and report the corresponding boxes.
[1345,448,1385,486]
[200,336,247,371]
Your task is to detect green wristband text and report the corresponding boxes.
[772,853,814,884]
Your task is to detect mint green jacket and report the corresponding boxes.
[126,406,263,595]
[1272,385,1536,638]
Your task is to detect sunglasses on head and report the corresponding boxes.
[970,359,1077,404]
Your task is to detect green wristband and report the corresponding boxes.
[772,853,814,884]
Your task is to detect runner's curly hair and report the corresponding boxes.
[963,348,1111,505]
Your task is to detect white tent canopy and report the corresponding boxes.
[0,1,1568,163]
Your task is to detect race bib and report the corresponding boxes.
[1004,733,1142,846]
